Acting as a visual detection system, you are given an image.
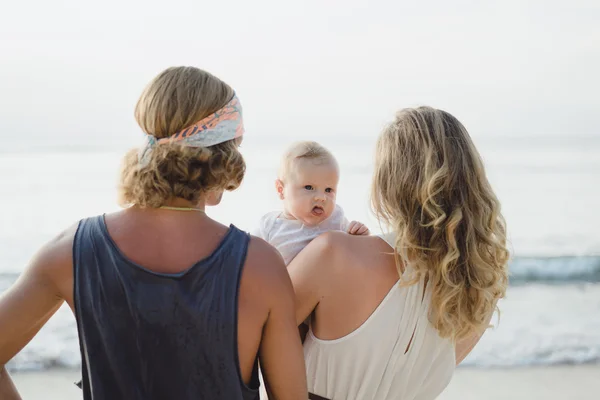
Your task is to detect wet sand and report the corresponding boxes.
[9,365,600,399]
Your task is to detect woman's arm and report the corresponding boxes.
[454,305,498,365]
[454,332,484,365]
[0,227,75,397]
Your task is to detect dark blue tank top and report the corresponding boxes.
[73,215,260,400]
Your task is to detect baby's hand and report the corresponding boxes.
[347,221,370,236]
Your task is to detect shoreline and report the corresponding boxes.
[9,365,600,400]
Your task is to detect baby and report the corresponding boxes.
[255,141,369,265]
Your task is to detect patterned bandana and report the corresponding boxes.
[138,94,244,166]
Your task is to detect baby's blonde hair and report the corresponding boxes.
[371,106,509,341]
[119,66,245,207]
[278,141,337,182]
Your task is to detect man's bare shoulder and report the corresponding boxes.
[20,222,79,301]
[244,235,290,288]
[35,223,78,273]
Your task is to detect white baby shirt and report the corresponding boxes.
[254,205,349,265]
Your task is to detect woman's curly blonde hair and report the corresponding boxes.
[119,66,245,208]
[371,107,509,341]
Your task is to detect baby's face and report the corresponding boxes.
[279,158,339,226]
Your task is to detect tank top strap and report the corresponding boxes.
[75,215,250,280]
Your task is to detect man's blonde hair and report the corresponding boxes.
[371,106,509,341]
[119,66,245,207]
[278,141,337,182]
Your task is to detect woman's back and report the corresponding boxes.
[294,232,455,400]
[290,106,509,400]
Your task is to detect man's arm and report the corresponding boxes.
[0,227,75,397]
[255,243,307,400]
[0,367,21,400]
[287,232,338,326]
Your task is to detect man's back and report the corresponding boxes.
[74,214,261,399]
[0,208,307,399]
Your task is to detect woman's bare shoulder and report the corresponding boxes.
[307,232,395,271]
[318,231,393,252]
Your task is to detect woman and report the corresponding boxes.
[0,67,307,399]
[289,107,509,400]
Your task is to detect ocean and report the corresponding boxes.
[1,134,599,371]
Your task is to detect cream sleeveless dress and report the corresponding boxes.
[302,233,456,400]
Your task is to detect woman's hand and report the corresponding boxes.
[347,221,370,236]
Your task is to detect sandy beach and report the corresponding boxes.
[438,366,600,400]
[9,365,600,399]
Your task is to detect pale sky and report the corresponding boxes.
[1,0,599,150]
